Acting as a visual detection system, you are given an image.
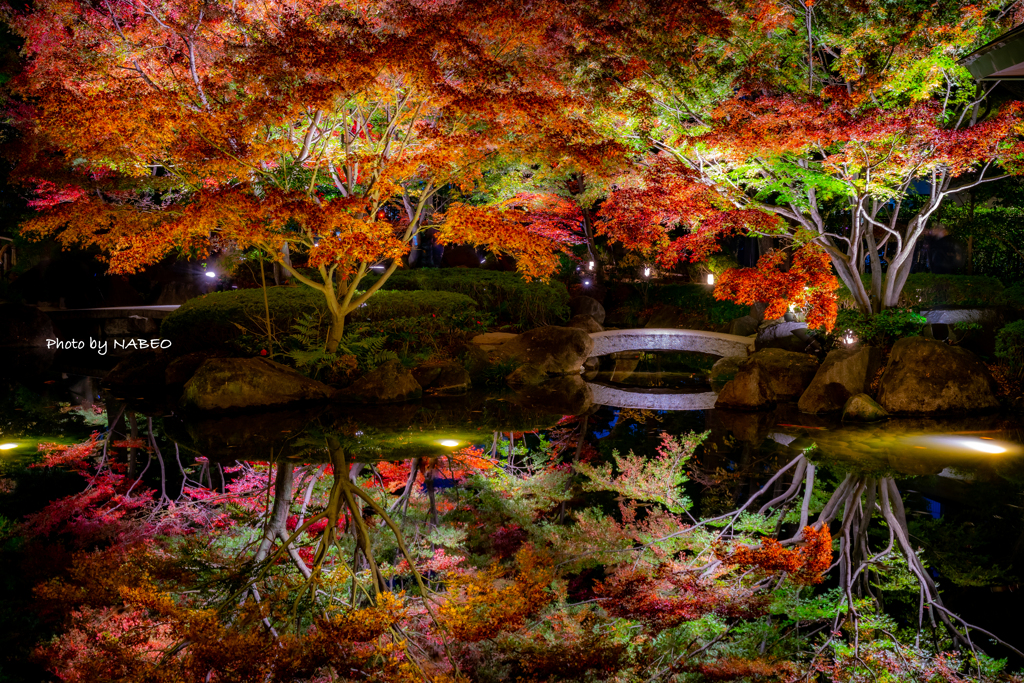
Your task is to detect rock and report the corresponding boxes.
[710,355,747,393]
[715,364,776,411]
[755,321,811,352]
[876,336,999,414]
[496,326,594,376]
[568,314,603,333]
[182,357,335,411]
[798,346,882,414]
[456,343,491,381]
[842,393,889,422]
[506,363,548,387]
[340,359,423,403]
[413,362,471,394]
[728,315,759,337]
[166,350,227,386]
[0,304,55,347]
[742,348,819,401]
[569,296,605,325]
[512,375,593,415]
[581,357,600,381]
[470,332,518,353]
[749,302,769,323]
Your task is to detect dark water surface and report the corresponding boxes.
[4,348,1024,662]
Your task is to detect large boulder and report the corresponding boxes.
[797,346,882,414]
[341,359,422,403]
[728,315,759,337]
[742,348,819,401]
[876,336,999,414]
[497,326,594,376]
[182,357,335,411]
[470,332,518,354]
[710,355,747,393]
[413,362,471,395]
[166,350,227,386]
[569,296,605,325]
[715,363,776,411]
[755,321,811,353]
[0,303,55,348]
[568,314,603,333]
[842,393,888,422]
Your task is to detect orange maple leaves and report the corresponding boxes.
[715,244,840,332]
[719,525,833,586]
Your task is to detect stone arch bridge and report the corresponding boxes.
[583,327,754,410]
[587,328,753,359]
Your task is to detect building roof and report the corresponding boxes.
[961,23,1024,81]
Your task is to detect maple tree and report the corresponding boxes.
[3,0,619,351]
[598,0,1024,323]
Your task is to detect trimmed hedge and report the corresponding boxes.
[837,274,1005,309]
[162,286,477,353]
[996,320,1024,377]
[361,268,569,328]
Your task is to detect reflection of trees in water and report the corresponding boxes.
[22,406,1024,680]
[710,450,1024,661]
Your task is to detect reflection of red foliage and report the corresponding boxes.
[719,525,833,585]
[595,564,768,631]
[677,657,799,682]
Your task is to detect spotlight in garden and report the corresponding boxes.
[583,279,591,286]
[0,443,17,450]
[204,271,216,278]
[643,266,651,278]
[439,440,460,448]
[706,273,714,285]
[842,330,857,346]
[370,264,385,271]
[588,260,595,271]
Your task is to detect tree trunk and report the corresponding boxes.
[326,310,345,354]
[256,463,295,563]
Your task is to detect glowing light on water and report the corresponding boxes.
[0,443,17,450]
[706,273,714,285]
[439,440,460,448]
[907,435,1017,456]
[956,438,1007,454]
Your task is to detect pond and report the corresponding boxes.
[3,348,1024,680]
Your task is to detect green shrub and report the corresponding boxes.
[362,268,569,328]
[999,284,1024,311]
[995,320,1024,377]
[820,308,926,348]
[161,287,324,353]
[632,283,748,325]
[162,286,481,353]
[347,290,477,322]
[836,274,1005,310]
